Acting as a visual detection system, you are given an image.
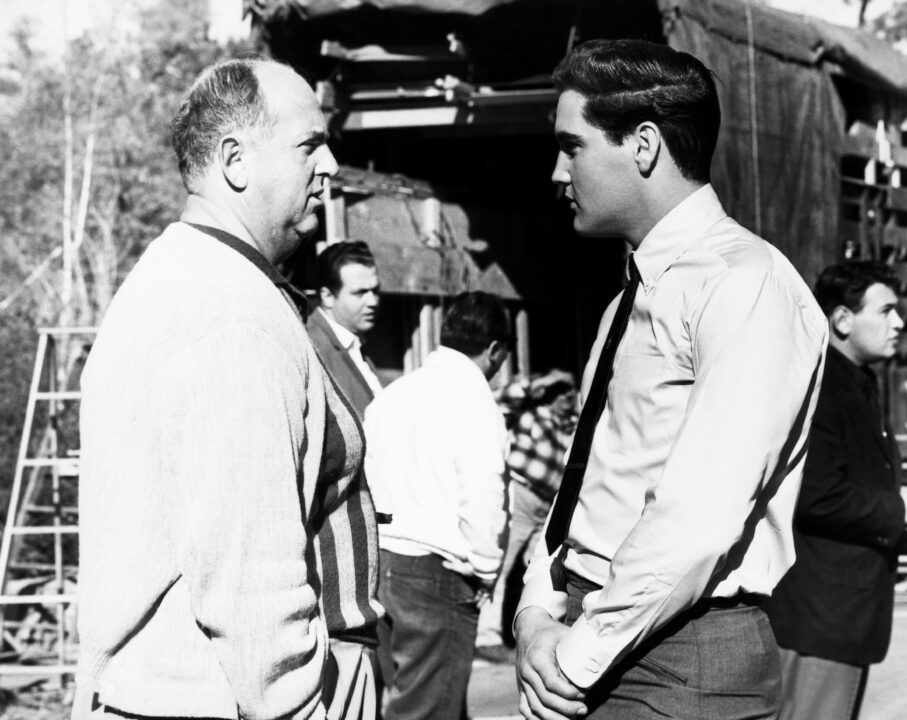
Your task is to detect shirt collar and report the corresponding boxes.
[318,307,359,351]
[827,344,878,398]
[427,346,489,386]
[632,184,727,294]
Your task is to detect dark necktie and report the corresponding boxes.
[545,255,641,553]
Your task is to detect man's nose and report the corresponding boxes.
[318,147,340,177]
[551,153,569,186]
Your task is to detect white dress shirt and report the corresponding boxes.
[318,307,384,396]
[518,185,828,688]
[364,347,509,583]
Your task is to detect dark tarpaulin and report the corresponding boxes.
[660,0,907,94]
[659,0,847,284]
[247,0,520,22]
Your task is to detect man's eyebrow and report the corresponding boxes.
[555,130,582,143]
[298,130,327,145]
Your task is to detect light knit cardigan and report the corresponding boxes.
[74,223,342,720]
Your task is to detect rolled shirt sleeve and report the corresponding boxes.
[554,267,827,688]
[454,394,510,583]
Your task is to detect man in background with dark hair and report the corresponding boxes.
[364,291,512,720]
[306,242,384,720]
[515,39,827,720]
[309,240,383,410]
[766,261,906,720]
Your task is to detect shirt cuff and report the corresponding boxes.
[555,612,607,689]
[513,551,568,628]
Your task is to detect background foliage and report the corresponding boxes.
[0,0,255,525]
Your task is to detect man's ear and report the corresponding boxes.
[633,122,661,177]
[830,305,853,339]
[487,339,508,367]
[218,135,248,191]
[319,286,335,309]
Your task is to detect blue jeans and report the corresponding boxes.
[565,572,782,720]
[377,550,481,720]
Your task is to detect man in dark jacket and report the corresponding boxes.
[308,240,383,416]
[767,261,906,720]
[306,239,384,720]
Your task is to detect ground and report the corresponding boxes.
[4,594,907,720]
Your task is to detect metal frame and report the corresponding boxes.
[0,327,96,677]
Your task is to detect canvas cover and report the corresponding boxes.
[250,0,907,283]
[658,0,860,283]
[247,0,519,22]
[660,0,907,94]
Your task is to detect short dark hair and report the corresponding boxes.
[814,262,900,317]
[552,39,720,184]
[170,57,279,192]
[440,292,513,357]
[316,241,377,295]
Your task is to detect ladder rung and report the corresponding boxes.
[8,562,78,572]
[0,595,76,605]
[2,619,65,630]
[38,326,99,336]
[34,392,82,401]
[20,459,80,469]
[0,664,76,674]
[8,527,79,536]
[23,505,79,514]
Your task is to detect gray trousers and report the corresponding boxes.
[565,573,782,720]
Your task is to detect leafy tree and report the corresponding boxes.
[0,0,255,526]
[871,1,907,46]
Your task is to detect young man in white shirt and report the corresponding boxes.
[514,39,827,720]
[365,291,512,720]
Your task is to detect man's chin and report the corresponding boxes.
[573,218,622,239]
[297,216,320,239]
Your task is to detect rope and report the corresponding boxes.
[745,3,763,236]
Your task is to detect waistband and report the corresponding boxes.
[380,549,485,591]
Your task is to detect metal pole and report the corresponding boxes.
[0,333,49,591]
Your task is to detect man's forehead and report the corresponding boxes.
[340,263,379,287]
[258,65,321,118]
[555,90,592,133]
[862,282,898,306]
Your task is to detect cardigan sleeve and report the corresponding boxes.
[165,324,327,720]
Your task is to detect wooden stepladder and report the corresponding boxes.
[0,327,96,678]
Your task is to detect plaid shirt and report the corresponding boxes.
[507,405,577,502]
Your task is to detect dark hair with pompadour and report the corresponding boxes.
[814,262,900,317]
[316,241,377,295]
[441,292,513,357]
[553,38,720,184]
